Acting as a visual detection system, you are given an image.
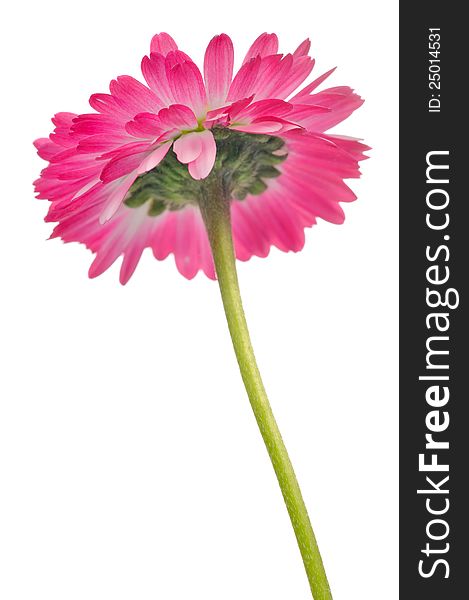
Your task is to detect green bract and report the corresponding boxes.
[124,128,287,216]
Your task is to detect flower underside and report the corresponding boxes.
[124,128,287,217]
[34,31,369,283]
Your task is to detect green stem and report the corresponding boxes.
[199,179,333,600]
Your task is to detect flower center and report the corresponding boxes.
[124,127,287,216]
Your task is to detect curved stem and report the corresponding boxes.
[199,179,333,600]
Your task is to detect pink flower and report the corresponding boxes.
[34,32,368,284]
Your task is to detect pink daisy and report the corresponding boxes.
[34,32,368,284]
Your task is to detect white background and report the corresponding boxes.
[0,1,398,599]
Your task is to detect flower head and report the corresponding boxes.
[34,32,368,283]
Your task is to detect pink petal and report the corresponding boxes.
[187,130,216,180]
[45,181,105,222]
[99,173,138,224]
[289,67,337,102]
[173,132,203,163]
[150,32,178,55]
[227,57,261,102]
[173,208,202,279]
[89,235,126,278]
[286,103,332,128]
[204,34,234,108]
[157,104,198,131]
[137,142,172,173]
[244,191,305,252]
[120,240,147,284]
[110,76,162,115]
[231,120,284,134]
[34,138,59,160]
[52,112,76,128]
[235,98,292,121]
[231,200,270,259]
[100,142,151,182]
[89,94,130,123]
[296,87,364,131]
[222,96,254,121]
[101,153,143,183]
[165,50,194,70]
[242,33,279,64]
[204,97,254,125]
[99,140,150,160]
[150,207,215,279]
[46,113,78,148]
[167,62,207,117]
[141,54,174,105]
[71,114,123,136]
[118,209,154,284]
[272,56,315,99]
[43,156,101,181]
[77,133,131,153]
[125,113,163,139]
[293,39,311,57]
[320,134,371,162]
[252,55,289,98]
[88,208,149,281]
[47,146,79,164]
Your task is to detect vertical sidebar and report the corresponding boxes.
[399,5,466,598]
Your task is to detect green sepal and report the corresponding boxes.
[124,127,288,217]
